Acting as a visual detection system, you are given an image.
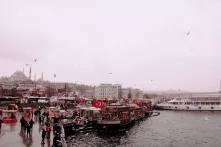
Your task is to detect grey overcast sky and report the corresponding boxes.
[0,0,221,92]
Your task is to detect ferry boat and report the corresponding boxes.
[95,103,133,131]
[1,110,17,123]
[156,95,221,111]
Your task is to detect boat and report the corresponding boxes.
[1,110,17,123]
[132,99,152,116]
[95,103,133,131]
[62,106,99,136]
[156,96,221,111]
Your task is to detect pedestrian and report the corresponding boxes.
[53,123,61,135]
[52,132,62,147]
[46,123,51,139]
[20,116,25,131]
[23,119,28,133]
[29,119,34,132]
[26,122,31,137]
[41,125,47,144]
[0,111,2,130]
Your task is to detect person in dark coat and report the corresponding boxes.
[26,122,31,137]
[46,123,51,139]
[29,119,34,132]
[52,133,62,147]
[41,125,47,144]
[20,116,25,131]
[0,111,3,130]
[23,119,28,133]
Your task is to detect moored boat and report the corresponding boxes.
[95,103,133,131]
[156,96,221,111]
[1,110,17,123]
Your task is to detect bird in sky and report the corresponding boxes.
[186,31,190,36]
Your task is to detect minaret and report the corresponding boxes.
[41,72,44,81]
[34,73,36,81]
[220,80,221,96]
[29,66,32,80]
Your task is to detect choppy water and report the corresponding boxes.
[66,111,221,147]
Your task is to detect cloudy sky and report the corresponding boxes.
[0,0,221,92]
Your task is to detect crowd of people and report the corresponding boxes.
[18,107,64,147]
[36,107,63,147]
[0,105,66,147]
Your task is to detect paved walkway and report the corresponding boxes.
[0,118,65,147]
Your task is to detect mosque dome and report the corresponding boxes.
[9,71,28,81]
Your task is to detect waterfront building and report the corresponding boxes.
[121,88,144,99]
[95,84,121,99]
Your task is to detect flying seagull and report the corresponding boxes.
[186,31,190,36]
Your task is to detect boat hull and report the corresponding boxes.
[2,118,17,123]
[156,104,221,111]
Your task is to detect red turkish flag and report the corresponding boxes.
[92,100,104,109]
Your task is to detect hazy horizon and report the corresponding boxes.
[0,0,221,92]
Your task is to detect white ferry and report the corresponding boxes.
[156,93,221,111]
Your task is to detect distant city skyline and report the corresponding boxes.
[0,0,221,92]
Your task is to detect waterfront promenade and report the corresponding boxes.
[0,119,53,147]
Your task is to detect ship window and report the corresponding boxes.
[186,106,189,109]
[201,102,205,105]
[211,102,215,105]
[211,107,214,110]
[175,106,177,109]
[198,107,201,110]
[195,102,200,105]
[215,102,220,105]
[173,102,178,105]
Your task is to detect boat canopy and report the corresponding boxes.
[78,106,101,111]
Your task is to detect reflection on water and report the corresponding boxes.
[67,111,221,147]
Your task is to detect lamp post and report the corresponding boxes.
[54,74,57,96]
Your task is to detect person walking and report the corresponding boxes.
[20,116,25,131]
[29,119,34,133]
[52,132,62,147]
[41,125,47,144]
[46,123,51,140]
[0,111,2,131]
[26,122,31,138]
[23,119,28,134]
